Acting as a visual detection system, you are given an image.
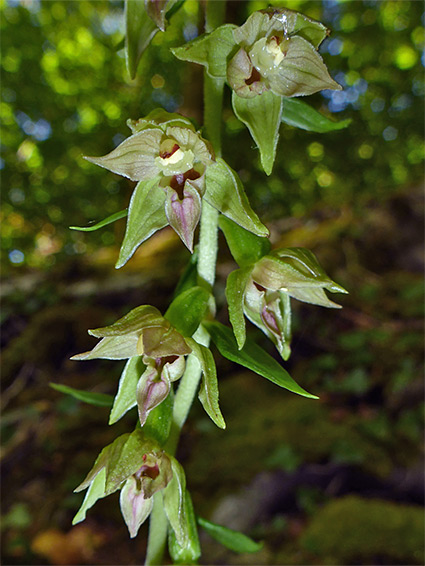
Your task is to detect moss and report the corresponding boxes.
[300,496,424,565]
[185,372,403,501]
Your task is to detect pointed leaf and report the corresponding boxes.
[232,90,282,176]
[205,159,268,237]
[119,476,153,537]
[125,0,159,79]
[69,209,128,232]
[204,321,317,399]
[72,468,107,525]
[198,516,263,553]
[49,383,113,407]
[168,490,201,564]
[281,98,351,132]
[165,286,211,337]
[219,216,270,268]
[109,357,145,425]
[225,267,253,350]
[163,457,187,547]
[117,178,168,268]
[171,25,237,78]
[186,338,226,429]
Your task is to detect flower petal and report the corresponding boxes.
[84,129,162,181]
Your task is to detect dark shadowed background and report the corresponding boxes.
[1,1,424,565]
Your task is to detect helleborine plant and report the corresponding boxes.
[58,2,350,565]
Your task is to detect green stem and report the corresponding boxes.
[145,494,168,566]
[145,2,226,563]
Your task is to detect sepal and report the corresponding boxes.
[205,158,268,237]
[171,25,238,78]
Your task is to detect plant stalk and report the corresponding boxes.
[145,2,226,564]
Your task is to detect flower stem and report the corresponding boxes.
[145,2,226,563]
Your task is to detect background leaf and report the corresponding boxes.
[203,322,318,399]
[49,383,113,407]
[219,215,270,267]
[281,98,352,132]
[69,209,128,232]
[125,0,158,79]
[197,516,263,553]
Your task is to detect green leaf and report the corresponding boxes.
[163,457,187,547]
[72,468,107,525]
[232,90,283,176]
[197,516,263,554]
[165,286,211,337]
[49,383,113,407]
[204,321,318,399]
[171,24,237,78]
[281,98,351,133]
[219,216,270,267]
[109,357,145,425]
[168,490,201,564]
[116,178,168,269]
[143,388,174,446]
[205,158,268,237]
[69,209,128,232]
[125,0,159,79]
[225,267,253,350]
[185,338,226,429]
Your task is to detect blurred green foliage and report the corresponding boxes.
[1,0,423,272]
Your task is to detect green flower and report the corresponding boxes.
[72,429,176,538]
[227,8,341,99]
[84,110,214,252]
[72,303,225,429]
[226,247,348,360]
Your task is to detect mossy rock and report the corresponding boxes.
[300,495,424,565]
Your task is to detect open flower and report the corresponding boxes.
[84,110,214,252]
[71,303,225,429]
[72,430,173,538]
[227,8,341,99]
[226,248,348,360]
